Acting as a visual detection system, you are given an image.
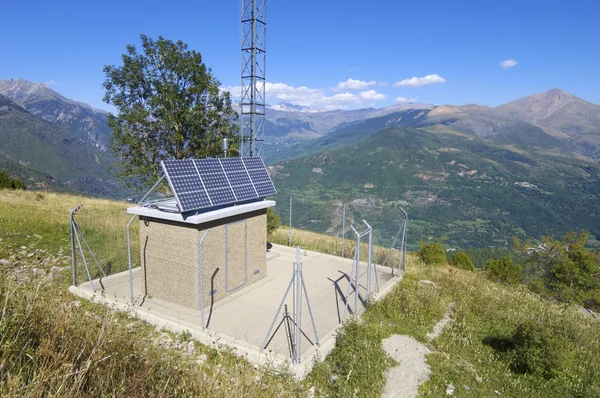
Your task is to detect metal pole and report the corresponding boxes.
[364,220,373,300]
[354,230,360,315]
[126,215,136,305]
[301,273,320,346]
[138,175,165,206]
[341,203,345,258]
[199,229,210,330]
[73,225,94,291]
[262,272,295,349]
[70,212,77,287]
[399,207,408,273]
[295,246,302,363]
[73,223,107,278]
[288,196,292,246]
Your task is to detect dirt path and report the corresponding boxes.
[381,301,455,398]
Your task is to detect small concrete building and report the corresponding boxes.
[126,157,276,311]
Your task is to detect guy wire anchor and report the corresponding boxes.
[70,204,107,291]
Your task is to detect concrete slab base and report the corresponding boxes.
[69,244,402,379]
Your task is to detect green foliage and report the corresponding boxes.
[449,251,475,271]
[9,177,26,190]
[271,123,600,249]
[103,34,239,188]
[485,256,521,285]
[508,319,573,379]
[463,247,512,268]
[0,170,26,190]
[418,240,447,266]
[526,231,600,310]
[266,207,281,235]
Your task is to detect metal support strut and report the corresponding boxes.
[70,204,108,292]
[263,246,319,364]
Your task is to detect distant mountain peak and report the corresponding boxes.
[268,102,317,113]
[0,78,111,151]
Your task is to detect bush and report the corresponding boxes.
[266,207,281,235]
[0,170,26,190]
[0,170,9,188]
[485,256,520,285]
[10,178,26,190]
[509,319,572,379]
[418,241,447,266]
[449,251,475,271]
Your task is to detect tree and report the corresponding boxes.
[418,240,447,266]
[103,35,239,188]
[527,231,600,309]
[449,251,475,271]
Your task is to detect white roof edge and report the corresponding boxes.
[127,200,276,225]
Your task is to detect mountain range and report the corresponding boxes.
[0,78,599,247]
[0,79,124,196]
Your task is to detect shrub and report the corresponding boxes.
[0,170,26,190]
[485,256,520,285]
[509,319,572,379]
[10,178,26,190]
[266,207,281,235]
[449,251,475,271]
[418,241,447,266]
[0,170,9,188]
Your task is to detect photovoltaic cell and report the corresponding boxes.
[243,157,277,197]
[194,158,236,205]
[221,158,257,201]
[161,157,276,213]
[162,159,211,212]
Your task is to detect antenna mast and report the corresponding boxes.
[240,0,266,157]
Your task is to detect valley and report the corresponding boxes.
[1,79,599,249]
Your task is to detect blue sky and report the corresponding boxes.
[1,0,599,111]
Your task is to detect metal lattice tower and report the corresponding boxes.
[240,0,266,157]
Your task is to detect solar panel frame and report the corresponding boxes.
[160,157,276,213]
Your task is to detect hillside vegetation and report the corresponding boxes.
[1,189,599,396]
[271,125,600,249]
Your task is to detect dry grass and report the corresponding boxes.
[2,189,599,397]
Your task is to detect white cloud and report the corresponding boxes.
[359,90,386,100]
[44,80,58,86]
[395,96,417,103]
[500,59,518,69]
[394,74,446,87]
[335,78,377,90]
[223,81,391,111]
[222,82,360,110]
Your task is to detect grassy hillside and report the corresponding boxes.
[271,126,600,249]
[1,190,599,397]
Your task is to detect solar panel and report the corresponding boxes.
[243,157,277,197]
[162,159,211,212]
[194,158,236,206]
[160,157,276,213]
[221,158,258,201]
